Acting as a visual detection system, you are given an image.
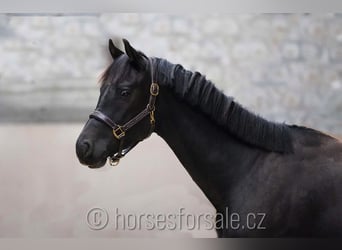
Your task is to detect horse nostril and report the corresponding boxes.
[82,140,92,157]
[76,138,95,163]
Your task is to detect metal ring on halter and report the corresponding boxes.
[109,157,120,166]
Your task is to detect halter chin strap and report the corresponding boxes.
[89,58,159,166]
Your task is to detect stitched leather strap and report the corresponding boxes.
[90,110,119,129]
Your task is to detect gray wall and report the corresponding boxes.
[0,14,341,134]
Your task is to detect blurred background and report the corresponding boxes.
[0,13,341,237]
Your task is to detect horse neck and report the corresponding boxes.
[154,89,260,209]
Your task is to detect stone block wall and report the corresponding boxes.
[0,14,341,134]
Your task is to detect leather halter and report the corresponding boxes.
[89,58,159,166]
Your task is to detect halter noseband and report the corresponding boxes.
[89,58,159,166]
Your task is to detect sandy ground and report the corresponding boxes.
[0,124,216,238]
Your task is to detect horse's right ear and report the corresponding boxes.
[108,39,124,59]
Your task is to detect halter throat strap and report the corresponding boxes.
[89,57,159,166]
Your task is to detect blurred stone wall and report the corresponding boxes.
[0,14,341,134]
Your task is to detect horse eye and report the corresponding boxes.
[120,90,131,97]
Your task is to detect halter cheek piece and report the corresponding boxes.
[89,58,159,166]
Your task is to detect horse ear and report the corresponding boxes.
[108,39,123,59]
[123,38,145,67]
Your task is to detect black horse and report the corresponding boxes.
[76,39,342,237]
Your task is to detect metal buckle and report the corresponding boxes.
[150,83,159,96]
[113,126,125,139]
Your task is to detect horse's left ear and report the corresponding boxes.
[123,39,145,68]
[109,39,124,59]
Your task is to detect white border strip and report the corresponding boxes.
[0,0,342,13]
